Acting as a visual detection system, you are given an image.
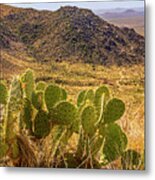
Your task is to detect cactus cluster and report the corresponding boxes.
[0,69,142,169]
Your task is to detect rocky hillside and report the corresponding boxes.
[0,4,144,66]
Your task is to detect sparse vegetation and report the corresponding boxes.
[0,70,143,169]
[0,4,144,169]
[1,4,144,66]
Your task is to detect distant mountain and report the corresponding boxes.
[0,4,144,66]
[97,9,144,19]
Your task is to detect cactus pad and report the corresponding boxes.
[51,101,77,125]
[6,77,23,142]
[32,91,43,110]
[104,98,125,124]
[94,86,109,118]
[0,83,8,105]
[21,98,33,130]
[77,90,86,107]
[34,110,50,138]
[84,89,94,102]
[21,69,34,100]
[94,85,109,106]
[103,123,127,162]
[45,84,62,111]
[81,105,97,137]
[36,81,46,91]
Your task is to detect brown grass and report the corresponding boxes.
[1,51,144,168]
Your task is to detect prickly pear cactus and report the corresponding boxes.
[20,98,33,130]
[77,90,86,107]
[5,77,23,159]
[32,91,43,110]
[51,101,77,125]
[21,69,34,100]
[36,81,46,91]
[102,123,127,163]
[81,105,97,137]
[0,68,141,169]
[5,78,23,139]
[33,110,50,138]
[94,86,109,105]
[0,83,8,159]
[104,98,125,124]
[45,84,62,111]
[0,83,8,105]
[94,85,109,119]
[0,84,7,136]
[84,89,94,102]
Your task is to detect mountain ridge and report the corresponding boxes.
[0,4,144,66]
[98,9,144,19]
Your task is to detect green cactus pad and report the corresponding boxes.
[94,86,109,106]
[45,84,62,111]
[21,98,33,130]
[81,105,97,137]
[104,98,125,124]
[84,89,94,102]
[99,124,106,137]
[34,110,50,138]
[0,83,8,104]
[71,117,80,133]
[36,81,46,91]
[21,69,34,100]
[121,149,141,170]
[94,86,109,118]
[51,101,77,125]
[32,91,43,110]
[103,123,127,162]
[77,90,86,107]
[5,77,23,142]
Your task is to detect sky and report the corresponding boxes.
[8,0,144,11]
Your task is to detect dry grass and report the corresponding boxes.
[1,51,144,168]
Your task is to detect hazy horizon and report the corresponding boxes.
[6,1,144,12]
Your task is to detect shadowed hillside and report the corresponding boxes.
[0,4,144,67]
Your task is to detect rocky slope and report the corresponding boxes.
[0,4,145,66]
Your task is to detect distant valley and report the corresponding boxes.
[95,8,144,35]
